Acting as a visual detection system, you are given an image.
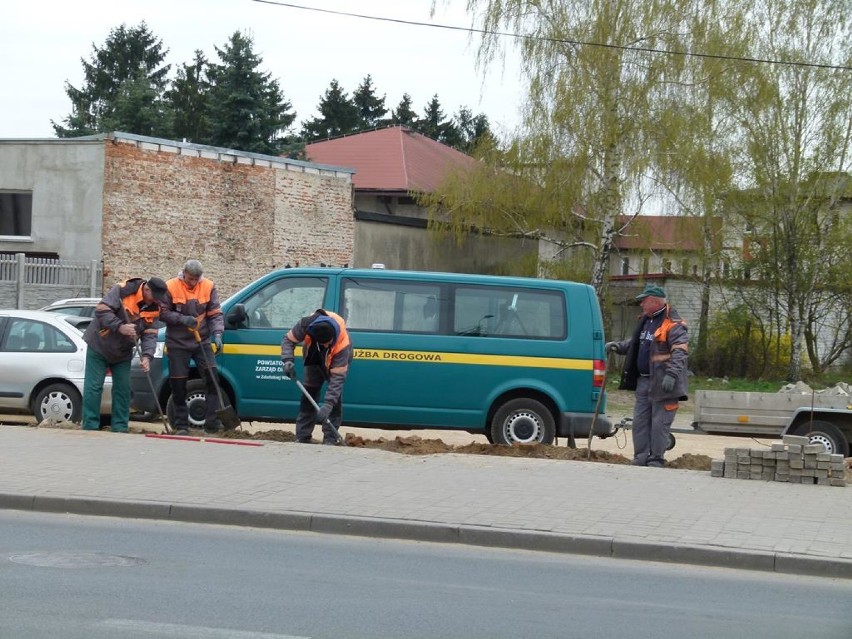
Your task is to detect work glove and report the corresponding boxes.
[281,360,296,380]
[180,315,197,328]
[212,333,223,354]
[605,342,618,354]
[316,404,332,424]
[661,373,676,393]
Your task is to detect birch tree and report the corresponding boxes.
[726,0,852,380]
[430,0,695,298]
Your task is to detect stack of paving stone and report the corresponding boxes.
[710,434,847,487]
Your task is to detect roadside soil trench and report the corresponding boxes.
[11,389,839,474]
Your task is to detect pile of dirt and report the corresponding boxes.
[216,429,706,469]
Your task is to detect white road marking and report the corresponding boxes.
[100,619,310,638]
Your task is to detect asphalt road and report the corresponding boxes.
[2,511,851,639]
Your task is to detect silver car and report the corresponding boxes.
[0,309,111,422]
[38,297,100,318]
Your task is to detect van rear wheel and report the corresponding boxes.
[490,398,555,446]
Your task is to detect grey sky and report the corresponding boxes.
[0,0,523,139]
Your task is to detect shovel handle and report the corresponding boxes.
[293,379,346,446]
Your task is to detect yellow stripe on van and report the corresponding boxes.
[224,344,590,370]
[226,345,304,356]
[353,349,590,369]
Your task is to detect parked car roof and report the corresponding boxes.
[39,298,100,318]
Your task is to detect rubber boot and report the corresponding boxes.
[170,377,189,435]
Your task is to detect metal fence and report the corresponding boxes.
[0,253,102,309]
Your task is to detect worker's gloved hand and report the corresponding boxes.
[180,316,197,328]
[281,360,296,380]
[316,404,332,424]
[661,373,676,392]
[212,333,223,354]
[605,342,618,353]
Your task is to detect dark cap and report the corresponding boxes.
[308,320,336,344]
[635,284,666,300]
[146,277,168,301]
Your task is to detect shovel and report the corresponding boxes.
[121,306,172,434]
[190,328,241,431]
[138,347,173,435]
[292,378,346,446]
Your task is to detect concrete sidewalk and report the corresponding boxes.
[1,425,850,579]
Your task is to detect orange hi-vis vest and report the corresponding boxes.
[166,277,221,321]
[303,311,351,375]
[121,280,159,327]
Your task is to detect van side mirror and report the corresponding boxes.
[226,304,248,328]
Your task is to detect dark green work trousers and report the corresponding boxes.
[82,349,131,432]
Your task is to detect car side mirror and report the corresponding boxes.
[226,304,248,328]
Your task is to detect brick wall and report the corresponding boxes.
[101,136,353,297]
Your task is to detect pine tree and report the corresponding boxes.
[165,50,212,143]
[352,74,387,130]
[452,107,497,154]
[418,95,462,147]
[417,95,446,140]
[52,22,170,137]
[390,94,417,127]
[301,79,360,141]
[206,31,296,154]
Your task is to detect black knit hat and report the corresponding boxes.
[309,320,336,343]
[147,277,168,301]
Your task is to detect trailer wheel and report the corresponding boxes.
[667,433,676,451]
[490,398,555,445]
[792,420,849,457]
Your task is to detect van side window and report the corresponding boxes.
[341,279,441,333]
[241,277,327,329]
[453,287,565,339]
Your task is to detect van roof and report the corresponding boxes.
[259,266,592,289]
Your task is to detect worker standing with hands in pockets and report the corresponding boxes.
[159,259,225,435]
[281,309,352,445]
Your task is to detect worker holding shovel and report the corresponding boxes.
[82,277,168,432]
[159,260,225,436]
[281,310,352,445]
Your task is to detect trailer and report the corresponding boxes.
[691,389,852,457]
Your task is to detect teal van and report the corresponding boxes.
[149,267,613,445]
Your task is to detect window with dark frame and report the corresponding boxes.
[0,192,33,237]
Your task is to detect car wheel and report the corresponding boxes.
[166,379,208,429]
[792,420,849,457]
[32,383,82,423]
[489,398,555,445]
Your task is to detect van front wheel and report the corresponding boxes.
[490,398,555,446]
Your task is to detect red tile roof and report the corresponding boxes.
[614,215,722,252]
[305,126,477,193]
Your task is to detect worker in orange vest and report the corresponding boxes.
[281,309,352,445]
[158,260,225,435]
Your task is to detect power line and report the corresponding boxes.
[249,0,852,72]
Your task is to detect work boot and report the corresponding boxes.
[204,418,223,434]
[322,438,339,446]
[296,437,312,444]
[647,460,665,468]
[175,428,190,436]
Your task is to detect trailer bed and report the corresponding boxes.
[693,390,852,436]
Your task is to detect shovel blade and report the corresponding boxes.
[217,405,241,431]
